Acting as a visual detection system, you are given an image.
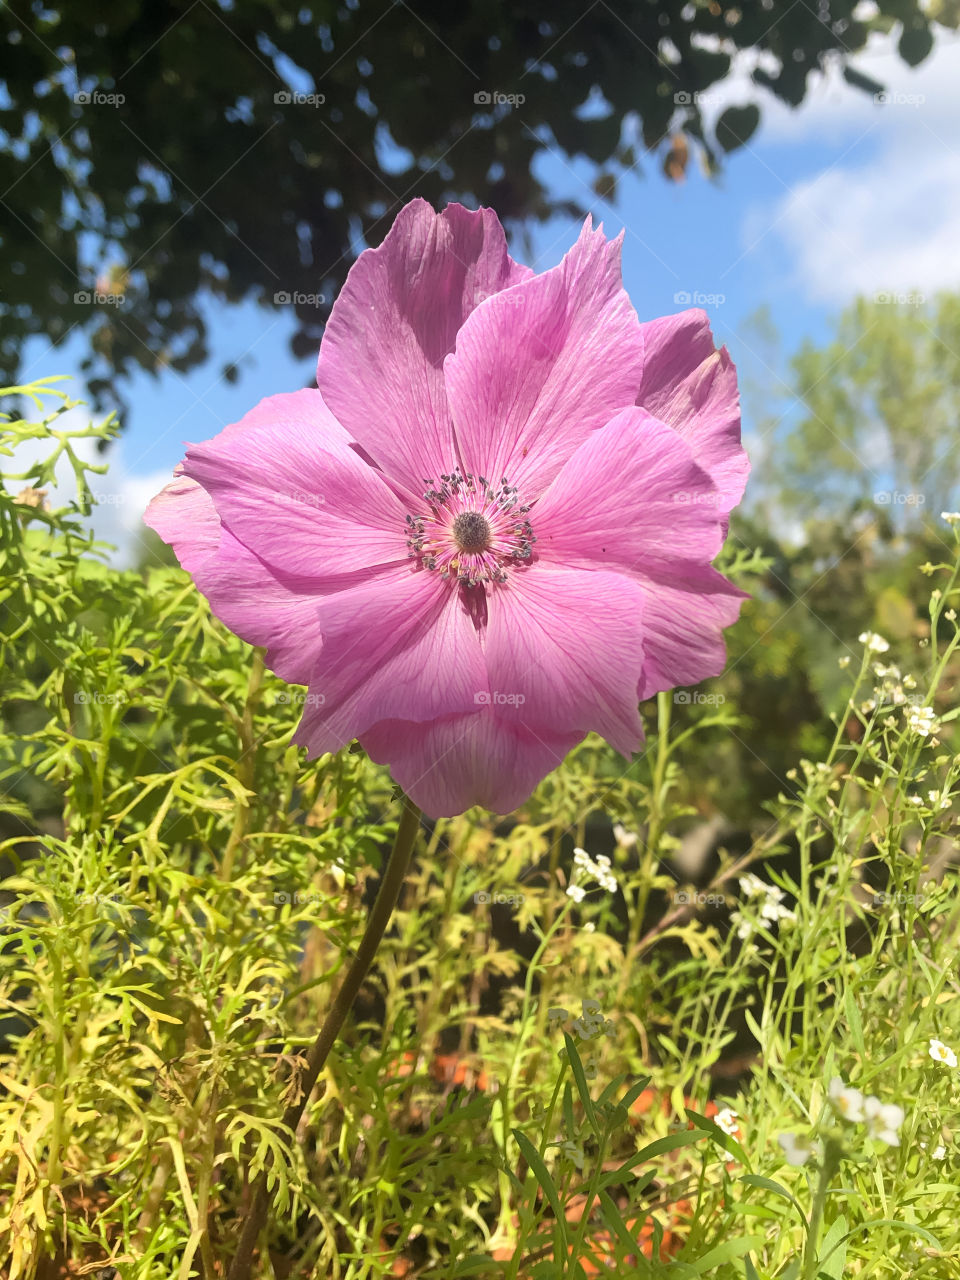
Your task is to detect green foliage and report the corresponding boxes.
[3,381,960,1279]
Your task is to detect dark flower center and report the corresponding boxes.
[453,510,492,553]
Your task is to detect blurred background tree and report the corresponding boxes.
[0,0,950,417]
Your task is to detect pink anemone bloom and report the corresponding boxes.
[145,199,748,818]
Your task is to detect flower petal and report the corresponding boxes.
[636,309,748,517]
[445,218,644,497]
[361,712,579,818]
[531,406,746,699]
[291,567,488,755]
[483,564,646,755]
[145,471,336,684]
[180,389,408,577]
[316,199,532,496]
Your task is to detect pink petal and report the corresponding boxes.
[633,562,746,700]
[444,218,644,498]
[316,199,532,497]
[180,389,408,577]
[483,564,646,756]
[145,471,334,685]
[533,407,727,572]
[532,406,746,699]
[291,567,488,755]
[636,309,748,517]
[361,713,579,818]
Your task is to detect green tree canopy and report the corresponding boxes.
[784,294,960,524]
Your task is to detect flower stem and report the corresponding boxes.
[226,791,421,1280]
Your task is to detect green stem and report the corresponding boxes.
[226,791,421,1280]
[802,1138,842,1280]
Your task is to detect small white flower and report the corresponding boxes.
[864,1095,904,1146]
[838,655,851,669]
[595,854,611,869]
[714,1107,739,1137]
[573,847,590,868]
[932,1144,947,1160]
[859,631,890,654]
[613,822,638,848]
[828,1077,865,1122]
[582,921,596,933]
[929,1038,958,1068]
[906,706,940,737]
[778,1132,813,1167]
[558,1139,584,1170]
[941,512,960,524]
[730,911,753,941]
[738,872,769,899]
[566,883,586,903]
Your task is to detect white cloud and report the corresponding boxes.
[748,33,960,303]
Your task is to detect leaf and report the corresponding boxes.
[817,1214,848,1278]
[563,1032,600,1139]
[715,104,760,152]
[740,1173,807,1224]
[513,1129,567,1251]
[686,1236,764,1272]
[599,1131,705,1188]
[898,24,934,66]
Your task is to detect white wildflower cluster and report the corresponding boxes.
[828,1077,904,1146]
[547,997,615,1042]
[731,872,796,940]
[566,847,618,902]
[905,705,940,738]
[941,511,960,525]
[779,1075,906,1169]
[859,631,890,654]
[929,1037,958,1069]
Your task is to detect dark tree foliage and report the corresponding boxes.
[0,0,945,417]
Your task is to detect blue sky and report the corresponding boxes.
[16,28,960,558]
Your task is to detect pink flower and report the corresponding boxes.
[146,199,747,818]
